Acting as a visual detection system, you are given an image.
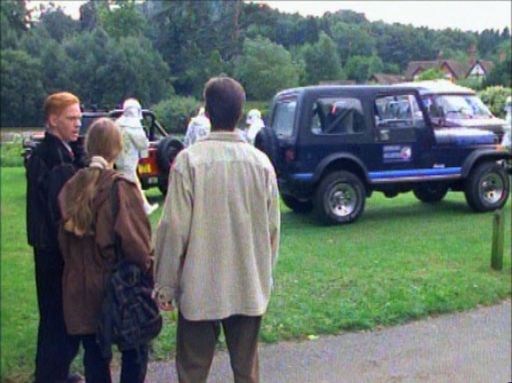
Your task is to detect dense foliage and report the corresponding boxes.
[478,86,512,118]
[0,0,510,127]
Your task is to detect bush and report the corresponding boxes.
[478,86,512,118]
[0,137,24,167]
[151,96,199,134]
[415,68,445,81]
[456,77,484,91]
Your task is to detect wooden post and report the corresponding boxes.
[491,209,504,271]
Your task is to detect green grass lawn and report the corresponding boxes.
[1,166,511,382]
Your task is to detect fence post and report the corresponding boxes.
[491,209,504,271]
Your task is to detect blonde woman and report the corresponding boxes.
[58,118,152,383]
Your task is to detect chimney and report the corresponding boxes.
[468,44,477,65]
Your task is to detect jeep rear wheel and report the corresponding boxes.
[464,162,510,212]
[281,194,313,214]
[158,176,169,195]
[413,183,448,203]
[314,171,365,224]
[254,127,279,171]
[157,137,184,176]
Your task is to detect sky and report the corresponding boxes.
[27,0,512,33]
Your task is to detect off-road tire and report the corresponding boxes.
[157,137,184,175]
[157,176,168,195]
[281,194,313,214]
[413,183,449,203]
[255,127,279,171]
[314,171,366,225]
[464,161,510,212]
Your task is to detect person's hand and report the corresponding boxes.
[159,301,174,312]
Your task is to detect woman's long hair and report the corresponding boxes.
[63,118,123,236]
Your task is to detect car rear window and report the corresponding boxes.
[272,99,297,138]
[311,97,365,135]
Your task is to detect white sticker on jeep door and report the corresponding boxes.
[383,145,412,163]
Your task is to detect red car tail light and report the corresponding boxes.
[137,148,160,177]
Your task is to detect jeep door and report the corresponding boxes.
[367,91,435,183]
[299,93,370,178]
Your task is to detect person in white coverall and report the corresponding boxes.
[183,107,211,147]
[245,109,265,145]
[115,98,158,215]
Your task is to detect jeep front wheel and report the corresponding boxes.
[413,183,448,203]
[281,194,313,214]
[464,162,510,212]
[314,171,366,224]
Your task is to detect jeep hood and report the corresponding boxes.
[443,116,506,129]
[434,127,496,146]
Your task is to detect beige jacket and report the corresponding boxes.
[154,131,280,320]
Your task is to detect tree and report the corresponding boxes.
[324,9,368,25]
[0,0,30,49]
[96,36,173,107]
[39,7,78,42]
[329,21,375,64]
[371,22,437,71]
[19,20,76,94]
[301,32,343,85]
[64,29,172,108]
[484,49,511,88]
[345,55,383,83]
[39,39,76,94]
[63,28,111,105]
[150,1,243,95]
[79,0,109,32]
[234,37,299,100]
[99,0,147,40]
[1,50,45,127]
[416,68,445,81]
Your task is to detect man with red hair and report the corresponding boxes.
[26,92,86,383]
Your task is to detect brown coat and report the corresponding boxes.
[58,169,152,335]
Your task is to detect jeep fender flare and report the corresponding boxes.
[313,153,370,184]
[461,149,512,178]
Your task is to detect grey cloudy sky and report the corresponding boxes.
[29,1,512,32]
[257,1,512,32]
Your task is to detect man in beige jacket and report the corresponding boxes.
[154,77,280,383]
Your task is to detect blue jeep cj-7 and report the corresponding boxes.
[255,85,511,225]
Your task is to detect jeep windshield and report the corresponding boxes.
[423,94,493,119]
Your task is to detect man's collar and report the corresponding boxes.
[45,131,72,152]
[203,130,246,143]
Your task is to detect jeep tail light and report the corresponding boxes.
[285,148,295,162]
[137,148,159,176]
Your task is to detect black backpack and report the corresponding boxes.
[97,178,162,358]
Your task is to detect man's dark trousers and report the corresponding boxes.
[176,313,262,383]
[34,248,79,383]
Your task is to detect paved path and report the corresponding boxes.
[143,300,511,383]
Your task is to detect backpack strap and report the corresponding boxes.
[110,176,123,264]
